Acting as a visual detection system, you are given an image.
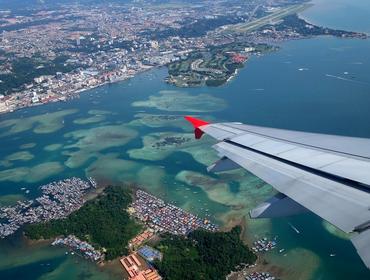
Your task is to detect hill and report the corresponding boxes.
[155,226,257,280]
[25,185,142,260]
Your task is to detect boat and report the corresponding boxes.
[288,222,300,234]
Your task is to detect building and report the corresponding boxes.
[129,229,154,248]
[120,253,144,278]
[120,253,161,280]
[31,92,39,103]
[0,101,7,113]
[131,269,162,280]
[34,76,45,84]
[137,246,162,262]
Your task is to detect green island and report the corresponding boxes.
[24,184,257,279]
[166,42,276,87]
[154,226,256,280]
[24,185,142,260]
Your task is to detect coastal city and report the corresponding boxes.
[0,177,93,238]
[0,0,366,113]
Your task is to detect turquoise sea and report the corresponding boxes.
[0,1,370,279]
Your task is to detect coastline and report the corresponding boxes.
[0,67,153,117]
[23,235,55,247]
[223,216,286,280]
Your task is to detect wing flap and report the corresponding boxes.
[351,229,370,269]
[214,141,370,233]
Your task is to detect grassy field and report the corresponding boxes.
[166,42,276,87]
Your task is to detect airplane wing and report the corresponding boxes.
[184,116,370,269]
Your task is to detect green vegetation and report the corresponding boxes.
[155,226,256,280]
[166,42,276,88]
[0,55,76,95]
[25,185,142,260]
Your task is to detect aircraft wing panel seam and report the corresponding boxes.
[214,142,370,232]
[223,139,370,192]
[218,123,370,160]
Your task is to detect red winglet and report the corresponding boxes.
[184,116,210,139]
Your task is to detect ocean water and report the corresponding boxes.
[300,0,370,33]
[1,1,370,279]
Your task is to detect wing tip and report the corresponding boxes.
[184,116,209,139]
[184,116,210,127]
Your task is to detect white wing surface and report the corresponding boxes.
[185,116,370,269]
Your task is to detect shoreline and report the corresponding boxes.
[222,216,286,280]
[0,66,153,117]
[1,32,367,117]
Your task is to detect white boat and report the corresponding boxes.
[288,222,300,234]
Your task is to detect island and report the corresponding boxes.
[21,181,262,279]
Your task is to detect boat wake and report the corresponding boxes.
[325,74,369,85]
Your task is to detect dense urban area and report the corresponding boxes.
[0,0,366,113]
[0,177,93,238]
[130,189,218,235]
